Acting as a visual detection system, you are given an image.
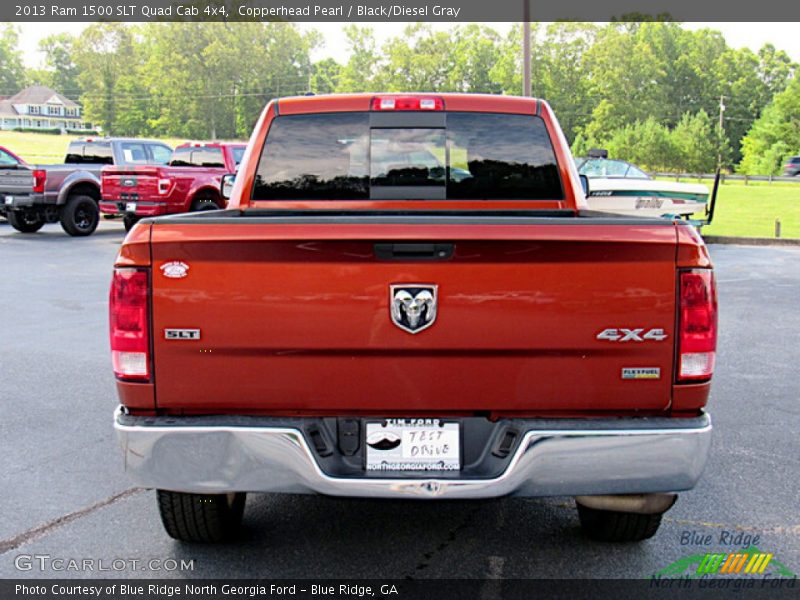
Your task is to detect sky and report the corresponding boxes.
[12,22,800,70]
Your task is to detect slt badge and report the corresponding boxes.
[390,284,438,334]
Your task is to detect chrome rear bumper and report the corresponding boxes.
[113,407,711,499]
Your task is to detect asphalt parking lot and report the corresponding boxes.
[0,220,798,580]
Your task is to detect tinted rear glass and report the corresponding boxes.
[65,142,113,165]
[252,112,563,201]
[0,149,19,165]
[119,142,149,164]
[232,146,246,166]
[170,147,225,168]
[149,144,173,165]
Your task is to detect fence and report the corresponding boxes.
[651,172,800,184]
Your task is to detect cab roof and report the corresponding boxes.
[275,93,542,116]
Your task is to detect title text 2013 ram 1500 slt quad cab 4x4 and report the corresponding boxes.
[111,94,717,543]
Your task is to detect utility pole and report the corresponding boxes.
[522,1,531,97]
[717,95,726,170]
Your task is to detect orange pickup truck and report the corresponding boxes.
[111,94,716,544]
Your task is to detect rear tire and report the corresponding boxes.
[123,214,139,232]
[190,197,220,212]
[8,210,45,233]
[576,502,663,542]
[60,194,99,236]
[156,490,246,543]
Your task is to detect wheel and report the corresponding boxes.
[60,195,99,236]
[576,501,663,542]
[123,214,139,232]
[156,490,246,543]
[7,210,45,233]
[191,197,220,212]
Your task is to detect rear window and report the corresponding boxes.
[148,144,173,165]
[119,142,149,165]
[252,112,563,201]
[65,142,113,165]
[170,147,225,168]
[0,149,19,165]
[231,146,246,166]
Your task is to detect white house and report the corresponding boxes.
[0,85,90,132]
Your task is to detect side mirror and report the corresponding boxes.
[221,173,236,200]
[579,174,590,196]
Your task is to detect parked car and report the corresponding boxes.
[111,94,717,544]
[100,142,246,231]
[0,138,172,236]
[782,156,800,177]
[575,155,709,219]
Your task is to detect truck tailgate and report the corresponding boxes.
[0,166,34,196]
[149,218,678,414]
[103,166,161,200]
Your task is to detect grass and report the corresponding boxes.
[694,182,800,239]
[0,131,193,163]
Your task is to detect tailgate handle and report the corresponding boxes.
[374,243,454,261]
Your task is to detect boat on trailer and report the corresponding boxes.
[576,153,709,220]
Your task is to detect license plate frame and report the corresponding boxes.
[364,419,461,472]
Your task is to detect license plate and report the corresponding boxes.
[365,419,460,472]
[4,196,12,205]
[125,202,137,212]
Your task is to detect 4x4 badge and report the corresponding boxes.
[390,284,438,334]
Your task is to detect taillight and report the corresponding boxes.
[371,96,444,111]
[158,178,172,195]
[109,268,150,381]
[678,269,717,381]
[32,170,46,194]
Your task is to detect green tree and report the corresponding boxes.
[0,25,26,94]
[756,44,795,107]
[140,22,313,139]
[582,24,668,132]
[311,58,341,94]
[73,23,138,135]
[490,24,528,96]
[606,117,677,172]
[378,24,457,92]
[531,22,598,141]
[445,24,503,93]
[39,33,82,97]
[336,26,380,92]
[671,110,717,173]
[739,78,800,174]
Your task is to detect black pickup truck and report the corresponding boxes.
[0,138,172,236]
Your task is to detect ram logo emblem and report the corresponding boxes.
[390,285,438,334]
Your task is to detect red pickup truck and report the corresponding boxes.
[112,94,716,544]
[100,142,245,230]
